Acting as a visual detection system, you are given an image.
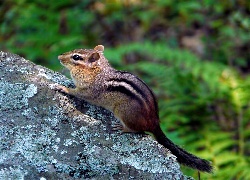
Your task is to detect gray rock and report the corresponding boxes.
[0,52,193,180]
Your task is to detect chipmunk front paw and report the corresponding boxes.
[51,84,69,94]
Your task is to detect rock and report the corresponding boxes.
[0,52,192,179]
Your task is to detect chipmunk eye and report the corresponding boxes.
[72,54,83,61]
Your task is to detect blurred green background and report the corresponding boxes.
[1,0,250,179]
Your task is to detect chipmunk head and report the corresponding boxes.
[58,45,109,71]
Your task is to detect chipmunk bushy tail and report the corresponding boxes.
[153,126,213,173]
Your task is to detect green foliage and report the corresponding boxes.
[1,0,96,70]
[1,0,250,179]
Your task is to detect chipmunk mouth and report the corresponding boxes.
[57,56,66,67]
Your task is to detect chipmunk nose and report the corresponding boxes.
[58,55,63,60]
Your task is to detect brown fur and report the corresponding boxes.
[55,45,213,173]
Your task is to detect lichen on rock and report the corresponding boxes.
[0,51,193,179]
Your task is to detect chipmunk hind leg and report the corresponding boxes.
[113,102,147,133]
[113,106,147,133]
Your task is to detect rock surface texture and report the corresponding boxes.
[0,52,192,180]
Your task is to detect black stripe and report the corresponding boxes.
[107,85,143,104]
[139,78,159,117]
[108,77,147,102]
[114,70,159,117]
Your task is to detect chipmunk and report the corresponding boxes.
[54,45,213,173]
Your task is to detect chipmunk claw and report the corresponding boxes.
[112,123,136,133]
[112,123,124,131]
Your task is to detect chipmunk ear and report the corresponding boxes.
[94,45,104,52]
[88,52,100,63]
